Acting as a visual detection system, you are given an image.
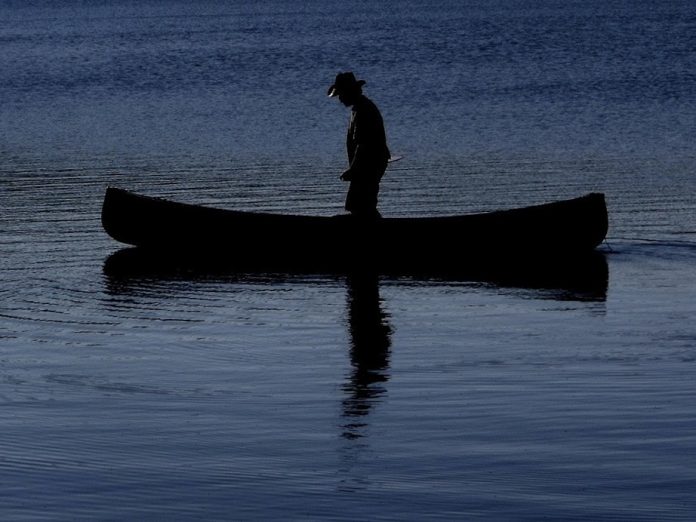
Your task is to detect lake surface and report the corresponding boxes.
[1,1,696,520]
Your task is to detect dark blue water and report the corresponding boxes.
[2,1,696,520]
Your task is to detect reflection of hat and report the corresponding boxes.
[327,72,366,97]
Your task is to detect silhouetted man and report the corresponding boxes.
[328,72,390,217]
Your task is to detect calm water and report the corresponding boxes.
[2,1,696,520]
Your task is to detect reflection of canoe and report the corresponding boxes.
[101,187,608,270]
[103,247,609,302]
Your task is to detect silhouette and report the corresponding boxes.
[101,188,609,273]
[328,72,391,217]
[341,272,392,440]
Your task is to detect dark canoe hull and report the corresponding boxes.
[101,187,608,271]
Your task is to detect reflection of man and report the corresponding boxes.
[328,72,391,217]
[341,273,392,439]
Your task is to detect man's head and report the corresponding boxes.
[327,72,365,106]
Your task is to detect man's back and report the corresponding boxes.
[348,95,390,167]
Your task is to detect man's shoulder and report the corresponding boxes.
[353,95,382,117]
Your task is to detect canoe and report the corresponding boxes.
[101,187,608,271]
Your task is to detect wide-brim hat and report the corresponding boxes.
[327,72,366,97]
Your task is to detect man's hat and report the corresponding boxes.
[327,72,366,97]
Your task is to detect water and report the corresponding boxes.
[2,1,696,519]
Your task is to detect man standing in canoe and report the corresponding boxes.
[328,72,390,217]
